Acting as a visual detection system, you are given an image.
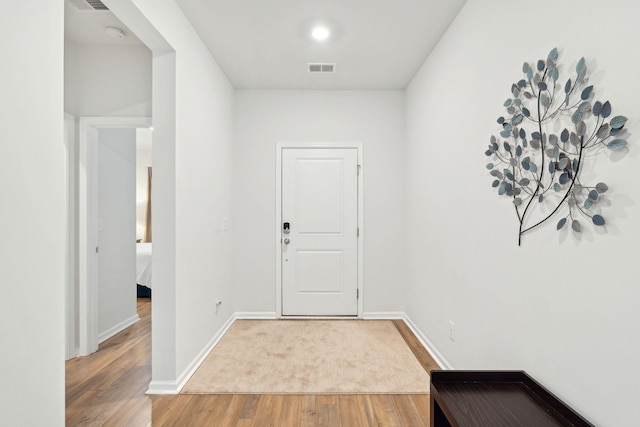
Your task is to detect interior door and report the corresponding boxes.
[281,148,359,316]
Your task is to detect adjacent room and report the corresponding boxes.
[3,0,640,426]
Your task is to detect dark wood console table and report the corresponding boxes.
[430,371,593,426]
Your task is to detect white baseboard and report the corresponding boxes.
[402,314,453,370]
[98,314,140,344]
[362,311,406,319]
[146,313,236,395]
[235,311,277,319]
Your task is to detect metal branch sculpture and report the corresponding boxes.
[485,48,629,246]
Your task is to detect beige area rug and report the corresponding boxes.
[182,320,430,394]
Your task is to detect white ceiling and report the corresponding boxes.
[65,0,467,89]
[65,0,142,46]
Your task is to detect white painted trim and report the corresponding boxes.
[77,116,152,357]
[275,143,364,319]
[146,313,236,395]
[98,314,140,344]
[64,112,77,360]
[235,312,278,319]
[362,312,406,320]
[402,314,453,370]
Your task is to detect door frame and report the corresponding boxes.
[275,143,364,318]
[76,116,151,356]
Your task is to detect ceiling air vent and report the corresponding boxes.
[308,63,335,73]
[68,0,109,10]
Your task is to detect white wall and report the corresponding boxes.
[136,129,152,241]
[106,0,236,388]
[64,41,152,117]
[98,128,138,339]
[404,0,640,425]
[234,90,405,315]
[0,1,65,425]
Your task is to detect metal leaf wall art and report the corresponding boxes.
[485,48,629,246]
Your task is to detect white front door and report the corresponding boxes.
[281,148,359,316]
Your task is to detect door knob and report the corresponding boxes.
[283,238,290,244]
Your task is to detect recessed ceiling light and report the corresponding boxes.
[311,26,330,41]
[105,26,126,40]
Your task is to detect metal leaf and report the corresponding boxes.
[601,101,612,118]
[485,150,492,156]
[538,81,547,91]
[576,121,587,136]
[513,114,524,125]
[558,158,568,170]
[507,106,516,114]
[559,173,568,185]
[576,57,586,74]
[505,171,515,181]
[596,182,608,193]
[530,140,540,150]
[564,78,571,94]
[548,47,558,61]
[519,128,527,139]
[522,160,530,171]
[581,85,594,100]
[515,146,523,157]
[537,59,545,72]
[497,117,505,124]
[560,129,569,142]
[573,183,583,193]
[500,129,511,138]
[593,101,602,116]
[504,98,513,107]
[610,115,628,129]
[578,101,591,113]
[538,194,544,203]
[486,163,494,170]
[518,79,526,88]
[503,142,511,152]
[557,218,567,230]
[548,161,555,174]
[541,94,550,107]
[519,178,530,186]
[588,190,599,201]
[530,162,538,173]
[553,183,561,192]
[523,62,530,74]
[607,139,627,150]
[572,219,582,232]
[524,91,533,99]
[513,197,522,206]
[548,134,558,146]
[510,158,517,166]
[492,179,500,188]
[570,132,581,146]
[584,199,593,209]
[592,215,605,226]
[531,131,541,140]
[490,170,503,178]
[571,110,583,124]
[596,123,611,139]
[498,181,507,195]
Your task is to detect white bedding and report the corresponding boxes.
[136,242,152,288]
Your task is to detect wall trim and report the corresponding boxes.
[402,314,453,370]
[98,314,140,344]
[235,312,277,319]
[146,312,236,395]
[362,311,406,319]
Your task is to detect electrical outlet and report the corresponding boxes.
[215,299,223,315]
[449,321,456,342]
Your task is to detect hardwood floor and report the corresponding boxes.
[66,299,441,426]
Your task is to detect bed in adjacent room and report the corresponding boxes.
[136,242,152,298]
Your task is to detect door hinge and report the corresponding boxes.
[357,288,359,299]
[357,227,360,237]
[357,164,361,176]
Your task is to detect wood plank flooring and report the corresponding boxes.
[66,300,441,426]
